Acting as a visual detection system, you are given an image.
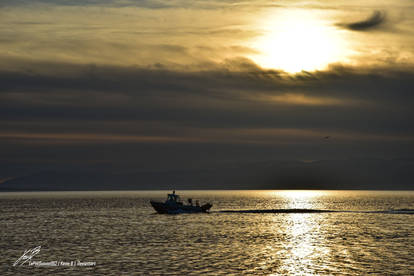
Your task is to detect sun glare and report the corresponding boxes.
[249,10,348,73]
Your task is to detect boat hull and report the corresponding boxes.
[150,201,212,214]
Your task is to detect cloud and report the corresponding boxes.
[0,0,168,8]
[338,10,386,31]
[1,58,414,140]
[1,56,414,183]
[0,0,238,9]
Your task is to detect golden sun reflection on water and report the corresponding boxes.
[278,213,330,274]
[270,190,331,274]
[271,190,328,209]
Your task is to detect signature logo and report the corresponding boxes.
[13,246,41,267]
[13,246,95,267]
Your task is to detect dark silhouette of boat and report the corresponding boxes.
[150,191,212,214]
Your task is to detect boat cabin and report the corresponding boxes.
[166,190,180,203]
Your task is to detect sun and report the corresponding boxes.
[249,10,348,73]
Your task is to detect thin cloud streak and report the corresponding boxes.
[1,127,412,145]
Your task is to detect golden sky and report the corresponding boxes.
[1,0,413,72]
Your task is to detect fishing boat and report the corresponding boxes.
[150,190,212,214]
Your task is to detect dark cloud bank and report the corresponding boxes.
[1,60,414,190]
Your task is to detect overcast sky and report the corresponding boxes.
[1,0,413,188]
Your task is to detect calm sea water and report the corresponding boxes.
[1,190,413,275]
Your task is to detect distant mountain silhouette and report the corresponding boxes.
[1,158,413,191]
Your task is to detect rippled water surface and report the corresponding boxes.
[1,190,413,275]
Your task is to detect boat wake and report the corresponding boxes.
[368,209,414,214]
[218,208,414,214]
[219,209,338,214]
